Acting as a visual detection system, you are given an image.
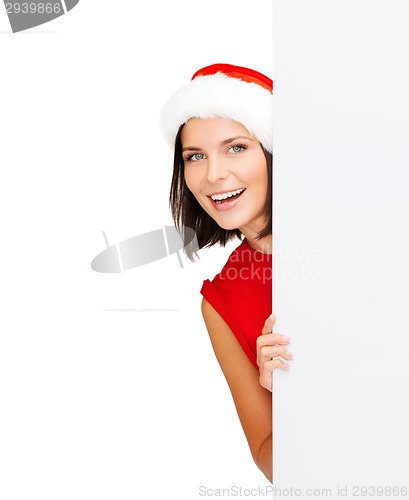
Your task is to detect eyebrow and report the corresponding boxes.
[182,135,255,152]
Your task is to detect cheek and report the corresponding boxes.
[248,159,268,190]
[257,155,269,185]
[184,168,201,195]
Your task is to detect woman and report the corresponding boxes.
[160,64,292,482]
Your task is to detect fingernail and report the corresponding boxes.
[283,363,291,370]
[287,352,294,359]
[282,336,291,343]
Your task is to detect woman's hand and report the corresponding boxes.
[256,314,293,392]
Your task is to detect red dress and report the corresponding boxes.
[200,239,272,370]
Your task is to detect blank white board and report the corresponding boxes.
[273,1,409,497]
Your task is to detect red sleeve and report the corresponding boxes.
[200,279,259,370]
[200,240,272,371]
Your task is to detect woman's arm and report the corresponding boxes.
[201,297,273,482]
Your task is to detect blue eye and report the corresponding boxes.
[228,144,247,153]
[186,153,206,162]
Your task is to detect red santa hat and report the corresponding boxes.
[160,63,273,153]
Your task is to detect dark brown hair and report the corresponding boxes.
[169,124,272,260]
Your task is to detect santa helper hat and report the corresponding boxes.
[160,63,273,153]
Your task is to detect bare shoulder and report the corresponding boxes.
[200,297,272,464]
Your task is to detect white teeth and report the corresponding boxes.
[211,188,245,201]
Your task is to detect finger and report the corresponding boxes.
[260,371,273,392]
[256,333,291,351]
[259,358,290,391]
[262,319,290,340]
[262,313,276,334]
[257,345,293,367]
[264,358,291,372]
[258,345,293,365]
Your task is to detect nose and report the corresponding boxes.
[206,155,229,184]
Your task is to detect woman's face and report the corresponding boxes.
[181,117,268,234]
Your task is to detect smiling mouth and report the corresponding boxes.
[210,188,246,204]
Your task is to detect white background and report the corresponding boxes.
[2,2,409,499]
[0,1,273,499]
[273,1,409,498]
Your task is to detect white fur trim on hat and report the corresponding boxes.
[160,72,273,153]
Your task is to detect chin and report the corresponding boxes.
[214,216,245,231]
[217,223,238,231]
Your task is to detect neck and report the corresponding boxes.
[243,233,272,254]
